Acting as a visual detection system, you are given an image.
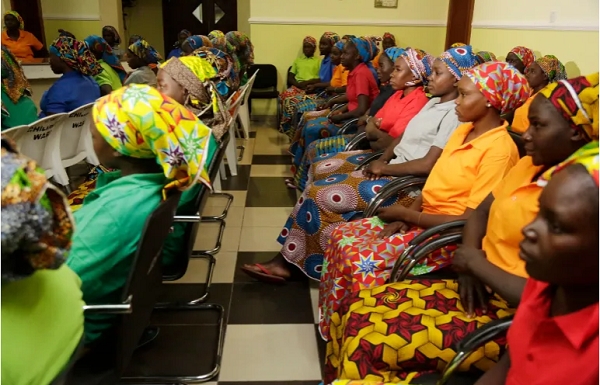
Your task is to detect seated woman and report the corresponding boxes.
[226,31,254,85]
[476,50,497,63]
[39,35,101,118]
[278,35,331,136]
[124,39,162,86]
[241,47,475,283]
[181,35,213,56]
[1,45,37,130]
[372,32,396,69]
[477,143,598,385]
[1,138,84,385]
[291,47,433,191]
[317,62,530,336]
[84,35,126,95]
[102,25,122,58]
[505,46,535,74]
[511,55,567,133]
[289,37,380,174]
[192,46,240,96]
[167,29,192,59]
[208,30,241,79]
[66,84,213,345]
[2,11,47,61]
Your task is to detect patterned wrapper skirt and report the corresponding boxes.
[324,280,514,384]
[318,217,456,340]
[279,86,315,136]
[67,165,112,212]
[277,170,412,281]
[289,116,344,172]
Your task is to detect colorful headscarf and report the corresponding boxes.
[451,42,467,48]
[476,51,497,64]
[58,29,76,39]
[401,47,434,86]
[382,32,396,45]
[464,61,531,115]
[347,36,377,63]
[303,36,317,48]
[93,84,214,194]
[1,45,32,103]
[334,40,345,51]
[84,35,126,82]
[208,30,240,77]
[3,11,23,30]
[128,39,163,65]
[384,47,405,63]
[50,36,102,76]
[192,46,238,95]
[102,25,121,46]
[174,29,192,47]
[362,36,381,57]
[185,35,213,51]
[129,34,144,44]
[320,32,341,46]
[535,55,567,83]
[226,31,255,65]
[539,73,599,141]
[509,46,535,69]
[537,141,599,187]
[439,45,479,80]
[1,138,74,283]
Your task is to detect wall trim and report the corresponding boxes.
[472,21,598,32]
[43,14,100,21]
[248,17,446,27]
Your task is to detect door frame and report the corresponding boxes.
[444,0,475,50]
[10,0,46,46]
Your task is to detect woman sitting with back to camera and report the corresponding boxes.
[125,39,163,86]
[1,45,38,130]
[84,35,126,95]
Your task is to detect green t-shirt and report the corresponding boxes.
[291,55,321,82]
[1,265,85,385]
[1,90,38,131]
[94,60,123,92]
[67,171,165,343]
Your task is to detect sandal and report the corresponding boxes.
[240,264,287,284]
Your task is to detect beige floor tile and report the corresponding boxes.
[167,252,237,284]
[243,207,292,227]
[250,164,293,177]
[220,324,322,381]
[205,191,247,208]
[201,205,245,227]
[253,130,290,155]
[238,226,282,252]
[194,223,242,252]
[237,138,255,165]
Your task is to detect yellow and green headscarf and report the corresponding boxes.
[3,11,24,30]
[538,141,599,188]
[92,84,214,195]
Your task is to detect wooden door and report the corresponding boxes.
[444,0,475,50]
[162,0,237,55]
[10,0,46,46]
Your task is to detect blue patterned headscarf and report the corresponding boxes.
[401,47,434,86]
[384,47,405,63]
[84,35,126,82]
[185,35,212,51]
[128,39,163,65]
[334,40,345,51]
[345,36,378,83]
[439,45,480,80]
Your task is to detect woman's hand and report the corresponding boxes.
[297,81,309,90]
[458,274,489,318]
[363,159,387,180]
[305,84,317,93]
[376,205,410,223]
[453,245,487,274]
[378,221,410,238]
[329,110,343,123]
[357,115,369,126]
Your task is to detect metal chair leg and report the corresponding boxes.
[196,218,226,256]
[204,192,234,221]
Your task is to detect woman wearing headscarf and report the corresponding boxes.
[242,47,472,285]
[226,31,254,85]
[208,30,241,78]
[39,35,101,118]
[125,38,163,86]
[1,45,37,130]
[476,50,497,63]
[511,54,567,133]
[315,62,529,336]
[2,11,47,61]
[181,35,213,56]
[102,25,122,57]
[66,84,213,345]
[506,45,535,74]
[84,35,125,95]
[1,138,84,385]
[192,46,239,96]
[167,29,192,59]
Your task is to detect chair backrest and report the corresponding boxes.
[248,64,277,89]
[58,103,95,166]
[286,66,293,88]
[3,113,68,178]
[114,192,181,373]
[241,70,258,106]
[228,84,247,122]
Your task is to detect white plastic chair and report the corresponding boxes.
[221,89,246,178]
[237,70,258,139]
[3,113,69,185]
[58,102,97,171]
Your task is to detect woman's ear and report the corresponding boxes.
[570,127,587,142]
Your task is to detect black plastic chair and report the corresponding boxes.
[248,64,279,127]
[68,191,182,385]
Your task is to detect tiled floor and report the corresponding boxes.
[125,122,325,384]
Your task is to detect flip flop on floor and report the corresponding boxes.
[240,264,287,284]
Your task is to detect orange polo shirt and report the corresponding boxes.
[483,156,542,278]
[511,92,538,134]
[330,65,349,88]
[2,30,44,61]
[421,122,519,216]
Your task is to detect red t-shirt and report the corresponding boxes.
[506,278,599,385]
[374,87,429,137]
[346,63,379,111]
